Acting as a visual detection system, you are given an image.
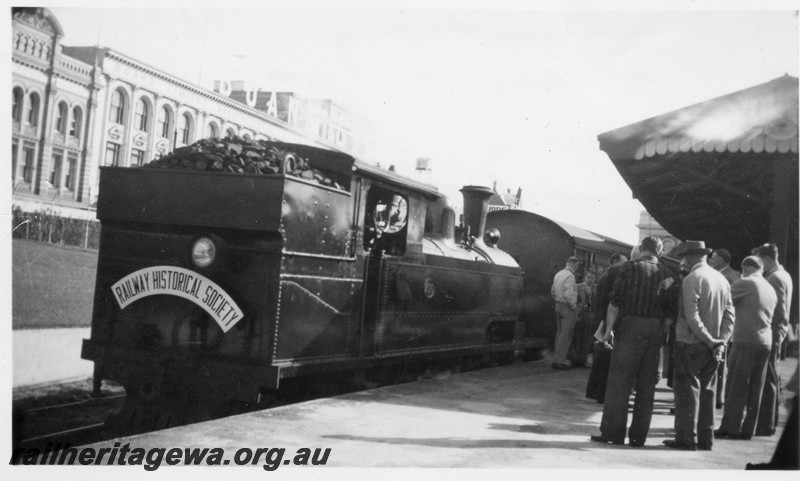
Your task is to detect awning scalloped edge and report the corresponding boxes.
[634,135,799,160]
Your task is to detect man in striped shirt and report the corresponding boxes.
[590,236,672,447]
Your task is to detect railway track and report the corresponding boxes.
[13,378,127,452]
[12,353,524,455]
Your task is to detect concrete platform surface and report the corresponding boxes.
[89,356,798,470]
[13,328,93,387]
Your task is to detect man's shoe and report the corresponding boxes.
[590,435,624,445]
[697,443,712,451]
[629,440,645,447]
[714,429,739,439]
[552,363,571,370]
[754,429,775,437]
[738,434,752,441]
[662,439,696,451]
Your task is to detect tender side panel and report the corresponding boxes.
[272,177,361,361]
[280,178,353,256]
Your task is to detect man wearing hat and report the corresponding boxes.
[664,241,735,451]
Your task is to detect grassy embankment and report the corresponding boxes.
[12,238,97,329]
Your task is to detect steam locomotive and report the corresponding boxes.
[82,138,543,434]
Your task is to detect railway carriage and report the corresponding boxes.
[485,209,632,343]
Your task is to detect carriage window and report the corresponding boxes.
[364,187,408,255]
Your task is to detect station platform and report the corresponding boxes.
[87,356,798,470]
[13,328,93,387]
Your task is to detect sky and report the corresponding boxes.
[36,1,800,244]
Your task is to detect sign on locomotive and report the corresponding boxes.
[82,137,543,434]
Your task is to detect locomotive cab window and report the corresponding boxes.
[364,187,408,256]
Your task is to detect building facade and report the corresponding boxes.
[12,7,373,219]
[487,182,522,212]
[637,210,680,256]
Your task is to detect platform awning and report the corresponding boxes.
[598,75,798,273]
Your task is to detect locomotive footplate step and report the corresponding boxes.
[85,357,796,469]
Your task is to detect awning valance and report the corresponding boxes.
[599,75,798,161]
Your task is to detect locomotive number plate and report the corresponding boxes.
[111,266,244,333]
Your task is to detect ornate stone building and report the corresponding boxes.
[12,7,373,219]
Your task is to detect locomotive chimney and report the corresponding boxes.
[459,185,495,244]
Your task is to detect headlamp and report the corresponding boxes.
[191,237,217,268]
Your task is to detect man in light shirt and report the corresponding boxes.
[551,257,579,370]
[715,255,776,440]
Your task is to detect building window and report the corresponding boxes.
[56,101,68,134]
[70,107,82,138]
[178,113,193,145]
[66,153,78,191]
[105,142,121,166]
[12,87,24,122]
[22,142,35,183]
[50,150,64,188]
[206,122,218,139]
[131,149,146,167]
[226,127,236,139]
[27,92,40,126]
[135,98,149,131]
[12,139,18,181]
[158,106,171,138]
[109,89,125,124]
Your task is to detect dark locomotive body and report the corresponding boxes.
[82,141,535,433]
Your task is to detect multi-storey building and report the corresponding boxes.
[637,210,680,256]
[12,7,373,219]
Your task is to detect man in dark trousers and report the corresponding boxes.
[753,243,794,437]
[572,270,597,368]
[715,255,776,440]
[589,236,671,447]
[664,240,734,451]
[709,248,741,409]
[586,254,627,402]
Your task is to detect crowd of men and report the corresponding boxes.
[549,237,795,452]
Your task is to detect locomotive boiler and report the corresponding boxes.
[82,138,541,434]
